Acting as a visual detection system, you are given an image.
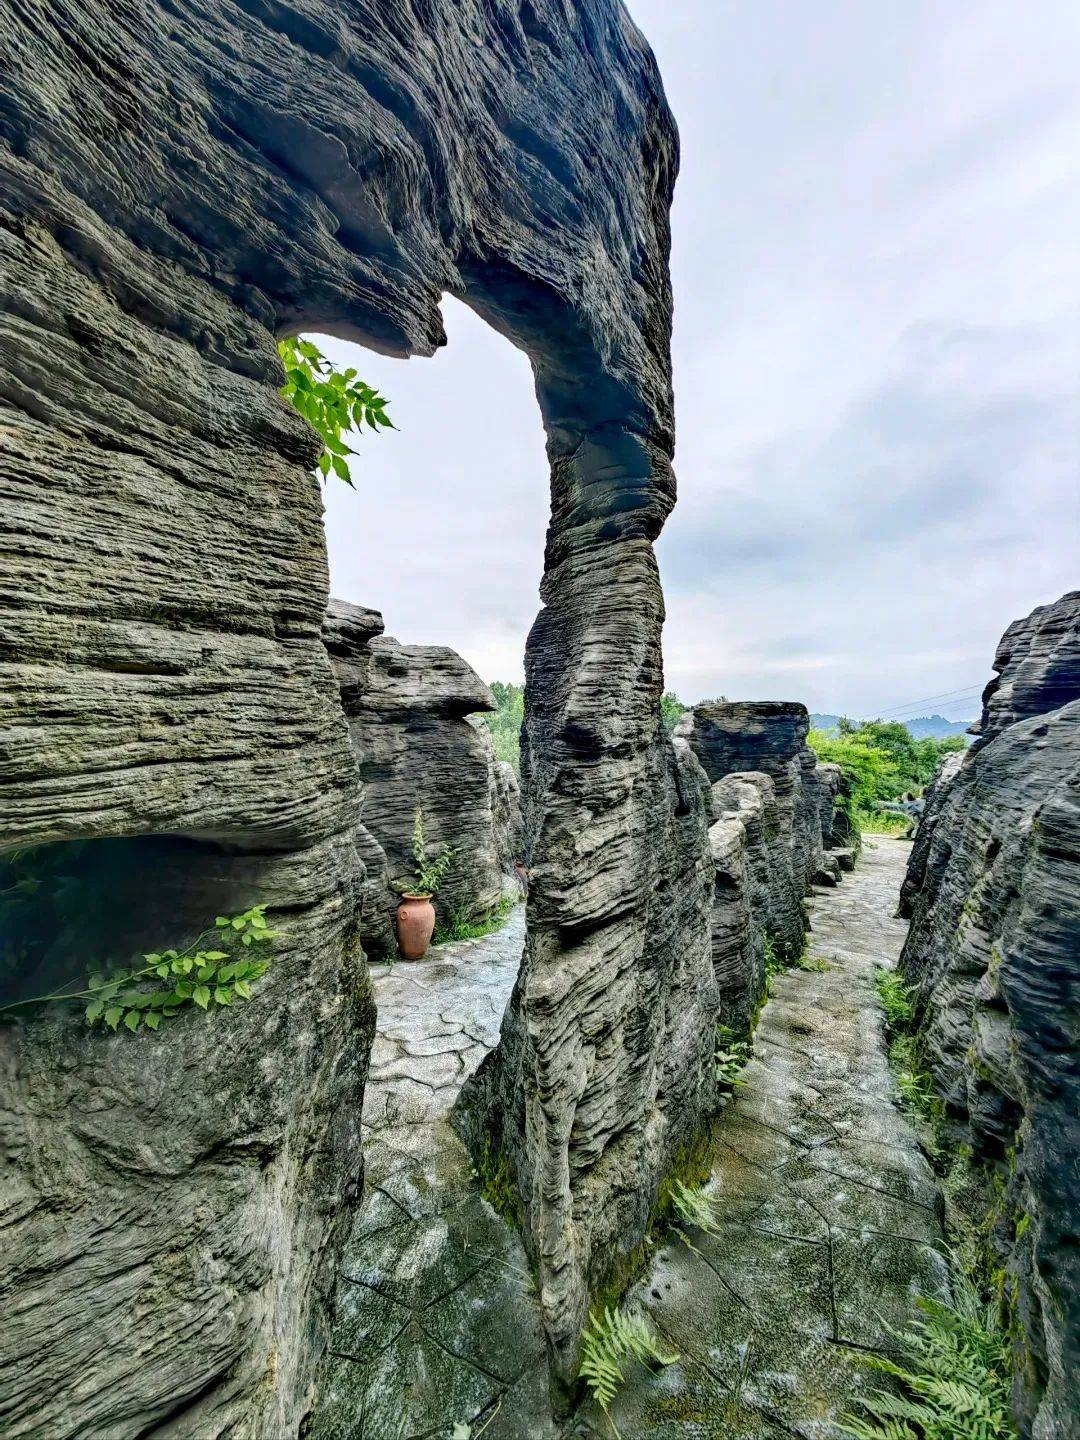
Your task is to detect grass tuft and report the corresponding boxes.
[433,895,515,946]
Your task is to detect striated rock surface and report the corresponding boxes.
[897,747,964,920]
[971,590,1080,743]
[898,592,1080,1439]
[704,774,771,1031]
[678,701,840,956]
[1,0,692,1416]
[326,599,520,951]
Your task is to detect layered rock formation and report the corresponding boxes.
[677,701,845,959]
[1,0,694,1419]
[325,599,520,955]
[898,591,1080,1439]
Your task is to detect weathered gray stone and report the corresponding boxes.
[971,589,1080,743]
[897,748,964,920]
[0,0,687,1426]
[326,600,519,953]
[678,701,840,957]
[899,592,1080,1439]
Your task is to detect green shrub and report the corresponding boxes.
[659,691,687,734]
[808,721,966,833]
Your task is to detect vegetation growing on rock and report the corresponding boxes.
[277,336,392,487]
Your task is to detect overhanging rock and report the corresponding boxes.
[1,0,692,1424]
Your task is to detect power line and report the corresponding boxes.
[869,683,987,719]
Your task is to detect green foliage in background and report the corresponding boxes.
[809,719,965,831]
[482,681,526,777]
[660,691,687,734]
[278,335,392,487]
[0,906,275,1033]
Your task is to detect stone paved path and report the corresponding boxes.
[315,842,947,1439]
[597,837,947,1439]
[313,905,558,1440]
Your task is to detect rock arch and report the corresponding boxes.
[0,0,715,1427]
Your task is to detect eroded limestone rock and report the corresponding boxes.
[678,701,839,956]
[898,592,1080,1439]
[326,599,520,953]
[1,0,688,1420]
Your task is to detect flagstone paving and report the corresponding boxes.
[315,840,946,1439]
[595,837,947,1440]
[312,904,558,1440]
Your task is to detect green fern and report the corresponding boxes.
[714,1024,752,1089]
[840,1267,1015,1440]
[875,966,915,1027]
[669,1179,723,1237]
[579,1305,678,1435]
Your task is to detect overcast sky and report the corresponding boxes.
[324,0,1079,721]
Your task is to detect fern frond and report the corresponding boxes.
[838,1265,1015,1440]
[578,1305,678,1435]
[669,1179,723,1236]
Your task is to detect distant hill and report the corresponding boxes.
[810,713,973,740]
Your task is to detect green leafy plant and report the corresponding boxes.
[659,690,687,734]
[876,967,916,1027]
[277,335,392,487]
[407,806,454,898]
[797,951,832,973]
[433,894,515,946]
[0,906,275,1033]
[579,1305,678,1435]
[669,1179,723,1237]
[840,1265,1015,1440]
[714,1024,752,1090]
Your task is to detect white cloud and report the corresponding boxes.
[323,1,1080,716]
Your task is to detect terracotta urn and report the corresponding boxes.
[396,893,436,961]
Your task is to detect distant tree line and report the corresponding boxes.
[808,718,966,832]
[482,681,525,776]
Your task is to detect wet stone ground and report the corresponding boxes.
[315,840,946,1439]
[312,904,558,1440]
[598,837,947,1439]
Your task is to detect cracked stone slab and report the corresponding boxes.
[312,910,557,1439]
[604,839,946,1439]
